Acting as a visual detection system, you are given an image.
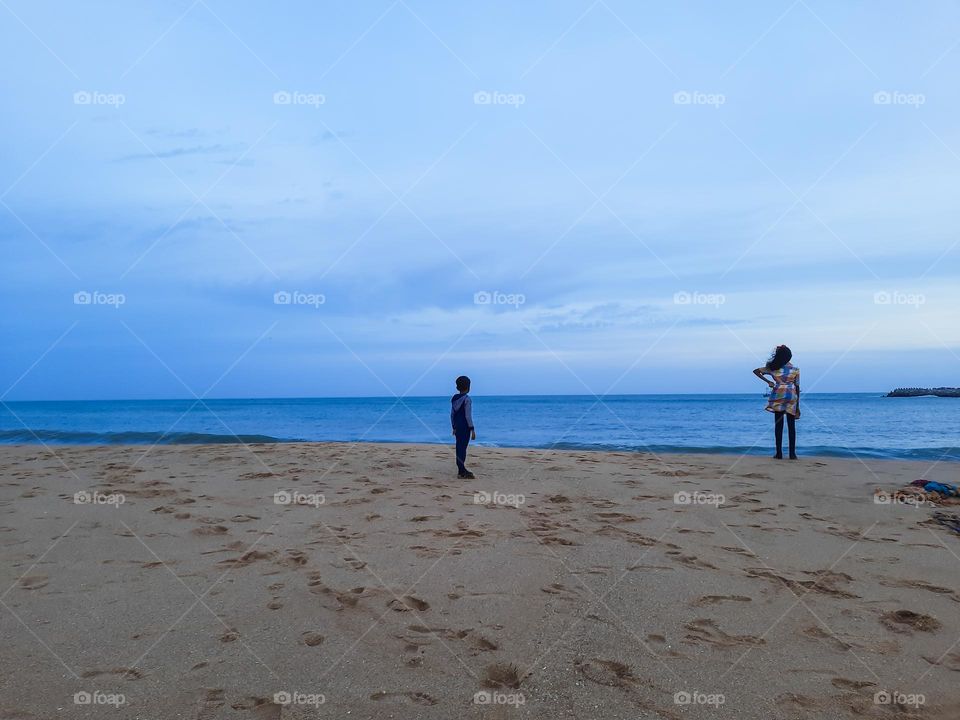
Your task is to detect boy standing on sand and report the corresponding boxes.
[451,376,476,479]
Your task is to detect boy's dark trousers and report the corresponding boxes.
[454,428,471,475]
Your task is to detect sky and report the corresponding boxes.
[1,0,959,400]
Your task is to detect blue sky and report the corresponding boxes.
[1,0,959,400]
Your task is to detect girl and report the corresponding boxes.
[753,345,800,459]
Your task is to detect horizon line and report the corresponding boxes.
[0,390,898,404]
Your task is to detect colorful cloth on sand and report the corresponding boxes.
[923,482,958,498]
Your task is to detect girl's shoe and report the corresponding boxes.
[458,471,476,479]
[772,453,783,459]
[789,454,798,460]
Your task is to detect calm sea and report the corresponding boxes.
[0,394,957,462]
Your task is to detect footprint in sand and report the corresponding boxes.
[695,594,752,606]
[683,619,765,648]
[922,652,960,671]
[138,560,171,569]
[744,568,858,599]
[81,667,145,680]
[195,688,225,720]
[407,625,469,640]
[880,609,941,634]
[541,582,578,599]
[277,549,308,567]
[576,658,635,688]
[467,633,499,653]
[398,638,427,667]
[880,578,960,602]
[388,596,430,612]
[667,551,717,570]
[645,634,683,658]
[301,631,325,646]
[369,691,438,706]
[717,545,756,557]
[230,514,259,523]
[831,678,877,691]
[592,512,641,523]
[481,663,524,690]
[217,550,277,568]
[190,525,230,537]
[231,696,282,719]
[596,525,659,547]
[309,580,367,610]
[18,575,48,590]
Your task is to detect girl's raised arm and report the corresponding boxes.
[753,367,774,387]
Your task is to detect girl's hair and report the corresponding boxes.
[455,375,471,392]
[766,345,792,371]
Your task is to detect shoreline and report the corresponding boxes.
[0,439,957,463]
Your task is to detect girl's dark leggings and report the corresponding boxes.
[774,412,796,456]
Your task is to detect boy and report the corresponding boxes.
[450,375,476,479]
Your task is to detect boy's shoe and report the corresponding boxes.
[458,471,476,479]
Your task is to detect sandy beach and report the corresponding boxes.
[1,442,958,719]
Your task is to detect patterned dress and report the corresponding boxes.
[765,362,800,417]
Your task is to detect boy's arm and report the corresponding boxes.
[465,396,475,430]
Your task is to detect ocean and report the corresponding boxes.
[0,393,957,462]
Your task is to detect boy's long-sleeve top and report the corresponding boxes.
[450,393,474,431]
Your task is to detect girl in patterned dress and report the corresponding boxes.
[753,345,800,459]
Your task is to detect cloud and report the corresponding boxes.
[116,143,237,161]
[145,128,221,140]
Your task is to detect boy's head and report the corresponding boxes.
[455,375,471,393]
